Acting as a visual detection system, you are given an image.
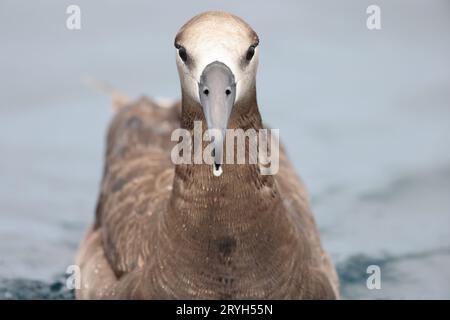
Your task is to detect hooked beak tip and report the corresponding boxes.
[213,163,223,177]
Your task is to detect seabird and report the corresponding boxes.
[75,11,339,299]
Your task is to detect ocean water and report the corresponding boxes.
[1,0,450,299]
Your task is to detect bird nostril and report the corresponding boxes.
[203,89,209,95]
[225,89,231,95]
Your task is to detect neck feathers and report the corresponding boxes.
[172,89,274,217]
[154,93,299,298]
[170,88,280,227]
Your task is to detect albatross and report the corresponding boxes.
[75,11,339,299]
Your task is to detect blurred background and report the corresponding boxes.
[0,0,449,299]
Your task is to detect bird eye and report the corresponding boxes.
[246,45,256,61]
[175,44,188,62]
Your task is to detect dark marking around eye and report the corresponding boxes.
[179,47,187,62]
[175,43,188,62]
[246,45,256,61]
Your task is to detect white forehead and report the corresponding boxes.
[176,11,256,48]
[175,12,259,102]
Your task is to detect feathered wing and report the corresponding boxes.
[275,145,339,298]
[76,97,180,299]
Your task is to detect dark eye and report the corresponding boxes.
[246,45,256,61]
[176,44,188,62]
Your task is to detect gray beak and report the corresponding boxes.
[198,61,236,175]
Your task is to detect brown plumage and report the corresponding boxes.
[76,11,339,299]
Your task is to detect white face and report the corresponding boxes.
[175,13,259,104]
